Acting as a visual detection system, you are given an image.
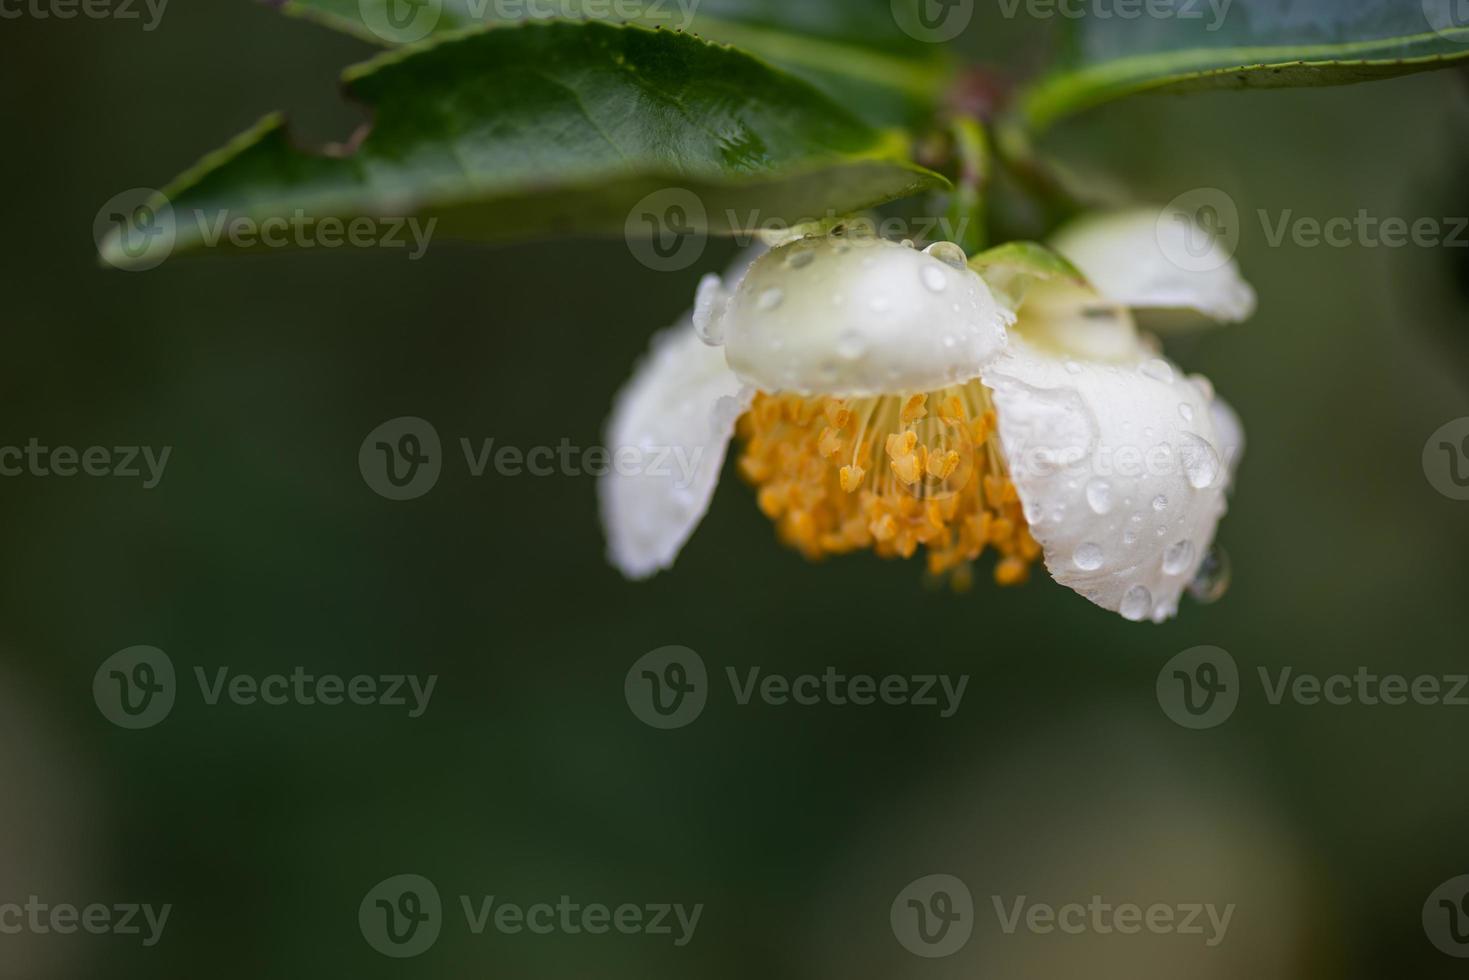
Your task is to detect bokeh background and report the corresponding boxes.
[2,2,1468,977]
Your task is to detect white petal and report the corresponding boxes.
[981,335,1239,623]
[718,237,1012,397]
[1051,210,1257,325]
[599,320,753,580]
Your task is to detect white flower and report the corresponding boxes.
[600,224,1251,622]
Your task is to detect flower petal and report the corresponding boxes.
[600,320,753,580]
[981,333,1239,622]
[718,236,1012,397]
[1050,209,1257,325]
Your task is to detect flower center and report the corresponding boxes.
[735,383,1040,588]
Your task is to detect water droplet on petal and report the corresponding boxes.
[921,264,948,293]
[786,249,815,270]
[1152,494,1169,512]
[1074,542,1104,571]
[1085,479,1113,515]
[1162,540,1196,576]
[836,330,867,360]
[1192,374,1215,401]
[1188,546,1232,604]
[923,241,968,269]
[1180,433,1222,489]
[1120,585,1153,622]
[1141,358,1175,384]
[900,238,916,249]
[1178,403,1195,423]
[757,287,784,312]
[1065,361,1082,375]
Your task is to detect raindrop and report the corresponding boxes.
[1188,546,1232,604]
[757,288,784,312]
[1073,543,1105,571]
[836,330,867,360]
[786,249,815,270]
[1179,433,1221,489]
[923,241,967,269]
[900,238,916,249]
[1178,403,1195,423]
[1162,540,1196,576]
[1085,479,1113,515]
[1120,585,1153,622]
[1141,358,1175,384]
[921,264,948,293]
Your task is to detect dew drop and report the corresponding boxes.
[1141,358,1175,384]
[786,249,815,270]
[1192,374,1216,401]
[1162,540,1196,576]
[1064,361,1082,375]
[921,264,949,293]
[1073,542,1105,571]
[1120,585,1153,622]
[836,330,867,360]
[1178,403,1195,423]
[923,241,968,269]
[1085,479,1113,515]
[1180,433,1222,489]
[900,238,916,249]
[757,287,784,312]
[1188,546,1232,604]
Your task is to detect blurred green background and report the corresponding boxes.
[2,2,1468,977]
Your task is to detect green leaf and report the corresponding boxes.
[273,0,954,126]
[1018,0,1469,131]
[100,21,947,270]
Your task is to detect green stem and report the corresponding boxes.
[945,115,990,255]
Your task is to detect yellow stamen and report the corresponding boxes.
[735,381,1038,586]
